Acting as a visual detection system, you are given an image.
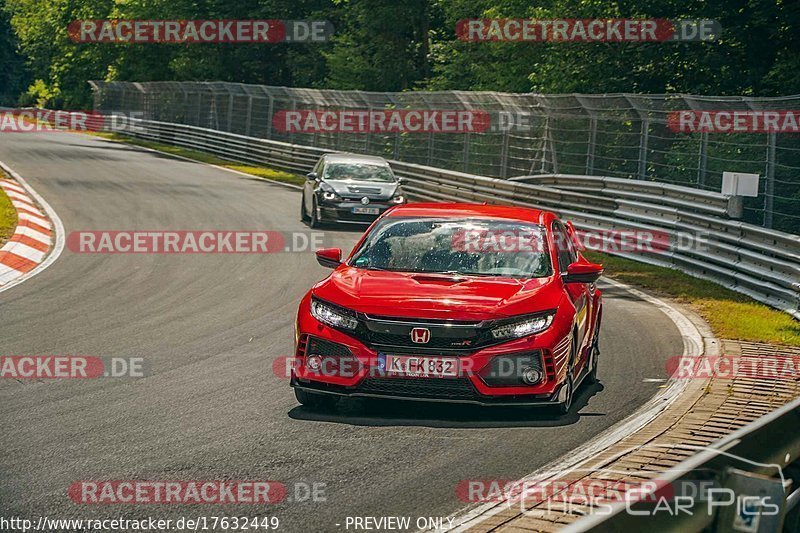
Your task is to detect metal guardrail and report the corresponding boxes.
[107,117,800,320]
[510,173,736,217]
[563,396,800,532]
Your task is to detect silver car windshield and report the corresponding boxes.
[323,162,395,182]
[350,218,553,278]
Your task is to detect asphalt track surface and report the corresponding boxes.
[0,132,684,532]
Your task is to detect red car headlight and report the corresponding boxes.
[310,298,358,331]
[490,312,555,340]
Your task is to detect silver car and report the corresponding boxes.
[301,154,407,227]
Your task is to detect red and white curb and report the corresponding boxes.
[0,160,64,292]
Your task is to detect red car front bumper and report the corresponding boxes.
[290,297,578,407]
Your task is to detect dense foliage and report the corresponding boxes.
[0,5,27,104]
[2,0,799,107]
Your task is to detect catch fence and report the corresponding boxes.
[90,81,800,234]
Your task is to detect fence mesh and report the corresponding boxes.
[89,81,800,234]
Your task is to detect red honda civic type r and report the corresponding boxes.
[291,203,603,414]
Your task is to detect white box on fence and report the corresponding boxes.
[721,172,759,197]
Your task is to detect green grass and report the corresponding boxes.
[88,132,306,186]
[0,176,18,247]
[585,251,800,347]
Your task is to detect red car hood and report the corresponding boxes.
[313,267,561,320]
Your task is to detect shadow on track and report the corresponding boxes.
[597,283,649,302]
[288,381,605,429]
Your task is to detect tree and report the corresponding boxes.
[0,2,28,105]
[4,0,800,106]
[427,0,800,96]
[322,0,435,91]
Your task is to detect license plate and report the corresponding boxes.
[352,207,380,215]
[383,354,459,378]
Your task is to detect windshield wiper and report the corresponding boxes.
[363,266,417,272]
[429,270,533,278]
[362,267,518,277]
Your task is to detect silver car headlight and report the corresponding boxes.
[491,313,555,340]
[319,182,342,202]
[310,298,358,330]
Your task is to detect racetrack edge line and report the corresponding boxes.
[85,133,304,191]
[0,160,66,294]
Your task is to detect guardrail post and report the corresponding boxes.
[211,96,219,130]
[245,96,253,137]
[88,81,101,112]
[265,94,274,140]
[393,130,401,160]
[181,89,188,123]
[227,93,234,132]
[586,117,597,175]
[195,92,202,127]
[500,130,510,178]
[531,118,549,175]
[697,132,708,186]
[463,131,471,173]
[289,99,296,145]
[764,132,776,229]
[728,196,744,219]
[546,118,559,174]
[364,104,372,155]
[637,118,649,180]
[427,131,435,167]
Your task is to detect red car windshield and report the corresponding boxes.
[349,217,553,278]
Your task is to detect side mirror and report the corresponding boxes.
[306,172,318,181]
[564,261,603,284]
[397,177,407,185]
[316,248,342,268]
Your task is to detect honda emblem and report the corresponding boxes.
[410,327,431,344]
